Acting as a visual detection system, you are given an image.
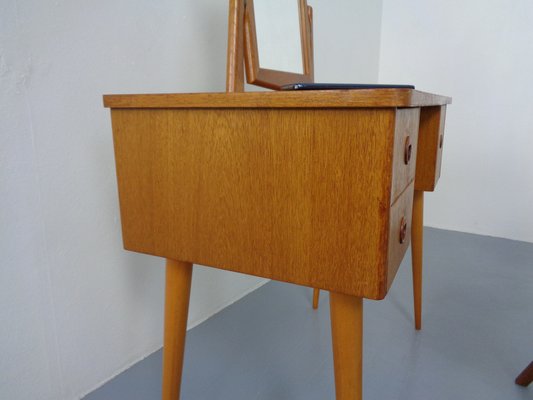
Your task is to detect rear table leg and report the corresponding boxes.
[313,288,320,309]
[411,189,424,330]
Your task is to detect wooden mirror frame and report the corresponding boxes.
[243,0,314,90]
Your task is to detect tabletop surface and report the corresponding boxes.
[103,89,451,109]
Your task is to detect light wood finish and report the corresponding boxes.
[306,5,314,80]
[386,181,415,289]
[411,189,424,330]
[107,3,452,398]
[312,288,319,309]
[387,106,418,294]
[515,361,533,387]
[110,107,421,300]
[226,0,245,92]
[243,0,314,90]
[311,179,417,307]
[391,108,420,203]
[330,293,363,400]
[103,89,451,109]
[409,104,447,330]
[162,259,193,400]
[415,105,447,191]
[312,106,421,305]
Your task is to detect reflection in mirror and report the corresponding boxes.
[253,0,303,74]
[243,0,313,89]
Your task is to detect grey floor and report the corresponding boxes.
[84,228,533,400]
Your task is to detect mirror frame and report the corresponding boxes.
[243,0,314,90]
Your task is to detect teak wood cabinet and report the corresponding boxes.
[104,88,451,400]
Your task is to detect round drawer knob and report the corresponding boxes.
[404,136,412,165]
[399,217,408,244]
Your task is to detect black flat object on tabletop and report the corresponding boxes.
[280,83,415,91]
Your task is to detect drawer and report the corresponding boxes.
[415,105,447,191]
[386,181,414,289]
[391,108,420,203]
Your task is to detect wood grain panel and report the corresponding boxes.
[415,105,447,191]
[103,90,451,109]
[391,108,420,203]
[111,108,401,299]
[387,181,415,290]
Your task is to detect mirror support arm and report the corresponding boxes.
[226,0,246,92]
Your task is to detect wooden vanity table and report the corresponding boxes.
[104,88,450,399]
[104,1,451,399]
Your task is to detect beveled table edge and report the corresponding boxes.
[103,89,452,109]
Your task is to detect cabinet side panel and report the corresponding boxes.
[111,108,395,298]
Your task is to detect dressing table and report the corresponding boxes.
[104,1,451,399]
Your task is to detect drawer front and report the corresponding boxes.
[433,106,446,185]
[387,181,414,289]
[415,105,447,191]
[391,108,420,203]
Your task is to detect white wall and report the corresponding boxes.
[253,0,384,81]
[379,0,533,243]
[0,1,383,399]
[312,0,383,83]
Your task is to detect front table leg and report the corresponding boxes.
[411,189,424,330]
[330,292,363,400]
[162,259,193,400]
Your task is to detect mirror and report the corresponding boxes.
[254,0,303,73]
[244,0,314,90]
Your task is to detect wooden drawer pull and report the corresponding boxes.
[399,217,408,244]
[439,134,444,149]
[404,136,412,165]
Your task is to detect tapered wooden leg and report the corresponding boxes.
[313,288,320,309]
[411,189,424,330]
[330,292,363,400]
[515,361,533,387]
[162,259,193,400]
